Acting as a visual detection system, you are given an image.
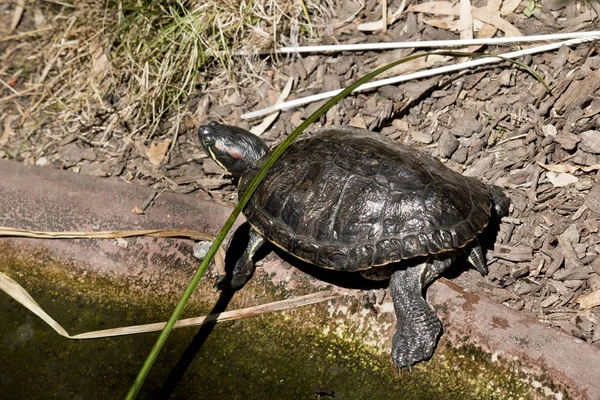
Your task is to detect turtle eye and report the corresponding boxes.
[203,137,215,147]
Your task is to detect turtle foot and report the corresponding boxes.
[390,265,444,369]
[391,317,441,369]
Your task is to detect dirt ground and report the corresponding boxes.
[1,0,600,350]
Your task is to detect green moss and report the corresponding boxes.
[0,244,561,399]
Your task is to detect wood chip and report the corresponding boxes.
[541,294,561,308]
[585,182,600,214]
[492,244,533,262]
[591,257,600,275]
[558,234,585,271]
[553,131,580,151]
[411,131,433,144]
[9,0,25,34]
[546,171,578,188]
[0,115,16,146]
[579,130,600,154]
[553,268,592,281]
[577,289,600,309]
[544,250,565,276]
[539,163,600,174]
[554,71,600,113]
[147,139,172,166]
[407,2,522,36]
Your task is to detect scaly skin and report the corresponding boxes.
[390,262,445,369]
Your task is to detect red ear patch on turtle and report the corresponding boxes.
[216,143,245,160]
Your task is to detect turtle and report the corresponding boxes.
[198,121,510,369]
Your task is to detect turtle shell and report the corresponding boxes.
[239,126,492,272]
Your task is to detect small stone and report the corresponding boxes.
[35,156,49,166]
[193,241,213,260]
[438,131,459,158]
[579,130,600,154]
[450,108,482,137]
[411,131,433,144]
[542,124,557,137]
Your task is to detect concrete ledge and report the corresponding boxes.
[1,159,599,399]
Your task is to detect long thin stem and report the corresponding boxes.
[242,34,599,119]
[124,50,451,400]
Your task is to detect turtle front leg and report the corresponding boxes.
[390,259,450,369]
[217,228,265,289]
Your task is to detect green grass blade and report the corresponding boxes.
[126,50,548,399]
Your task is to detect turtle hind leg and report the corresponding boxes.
[217,228,265,290]
[489,184,510,219]
[463,241,488,276]
[390,259,450,369]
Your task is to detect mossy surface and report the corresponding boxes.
[0,245,556,399]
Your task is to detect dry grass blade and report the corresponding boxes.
[102,0,313,133]
[0,268,340,340]
[72,290,341,339]
[538,162,600,173]
[0,227,226,271]
[0,26,54,42]
[9,0,25,34]
[0,271,71,337]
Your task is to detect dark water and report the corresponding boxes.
[0,270,549,400]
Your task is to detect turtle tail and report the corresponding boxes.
[488,185,510,219]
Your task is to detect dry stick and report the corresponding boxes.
[278,31,600,53]
[242,34,600,120]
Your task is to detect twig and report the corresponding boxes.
[242,35,600,120]
[278,31,600,54]
[0,78,19,95]
[0,26,54,42]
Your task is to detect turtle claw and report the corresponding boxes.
[391,318,441,370]
[214,274,228,290]
[215,253,256,290]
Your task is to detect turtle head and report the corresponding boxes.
[198,121,269,177]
